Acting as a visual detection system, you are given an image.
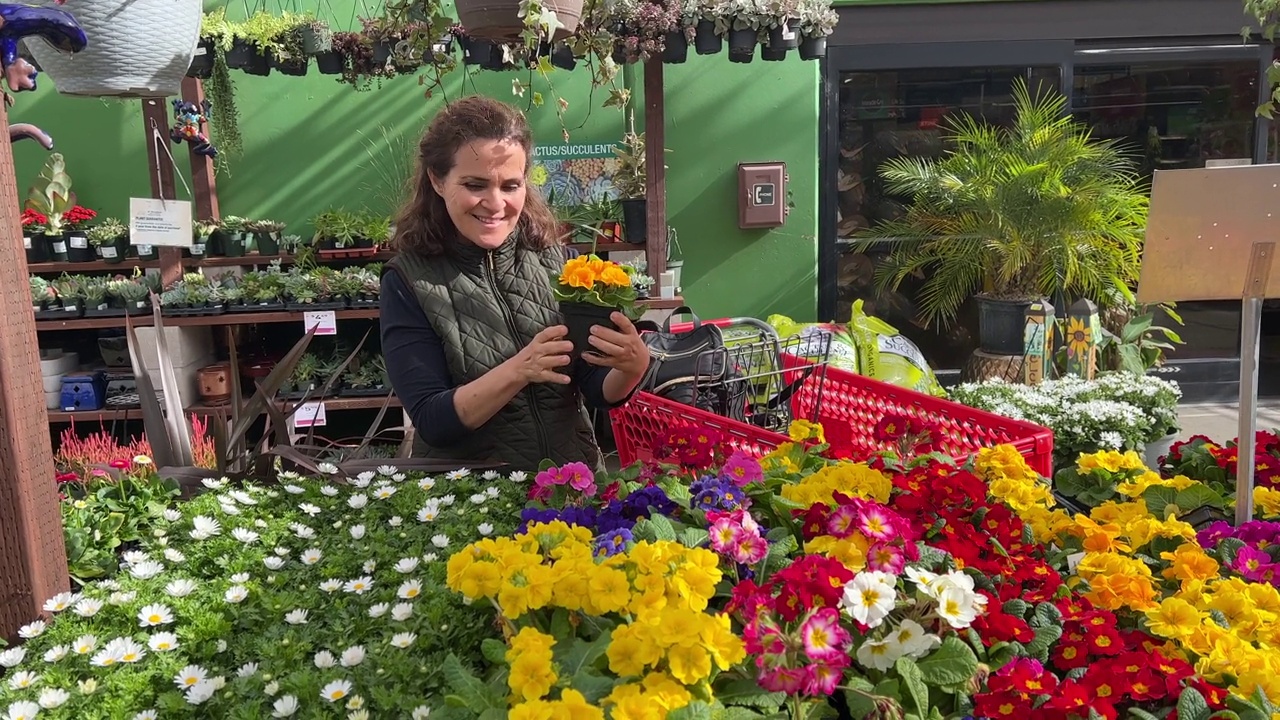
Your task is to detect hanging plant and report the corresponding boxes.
[1245,0,1280,116]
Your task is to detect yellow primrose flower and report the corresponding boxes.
[1143,597,1205,640]
[1160,545,1221,584]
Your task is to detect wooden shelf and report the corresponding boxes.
[28,259,160,274]
[187,394,401,415]
[35,307,382,331]
[568,243,646,253]
[47,407,144,424]
[194,251,395,268]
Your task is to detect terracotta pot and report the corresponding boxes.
[197,363,233,405]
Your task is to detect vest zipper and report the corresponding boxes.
[485,249,552,462]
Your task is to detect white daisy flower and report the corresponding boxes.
[0,648,25,667]
[299,503,322,516]
[129,560,165,580]
[191,516,221,537]
[46,591,80,613]
[163,548,186,563]
[108,591,136,605]
[482,470,500,480]
[201,477,226,490]
[319,579,343,593]
[398,579,422,600]
[368,603,389,618]
[41,646,67,663]
[508,470,528,483]
[18,621,45,639]
[340,646,365,667]
[283,484,305,495]
[137,604,174,627]
[132,711,157,720]
[122,550,148,566]
[349,524,366,540]
[174,665,208,690]
[478,523,495,536]
[388,516,403,527]
[72,635,97,655]
[301,548,322,565]
[392,472,407,483]
[377,465,397,476]
[350,709,370,720]
[319,485,340,497]
[185,679,218,705]
[412,706,433,719]
[362,559,377,573]
[320,679,352,703]
[317,462,339,475]
[4,701,39,720]
[394,557,420,574]
[237,662,259,678]
[232,528,260,544]
[284,609,309,625]
[37,688,69,709]
[265,681,280,696]
[231,572,251,583]
[422,552,439,563]
[352,473,374,488]
[272,695,299,717]
[344,577,374,594]
[264,556,285,570]
[219,502,241,516]
[347,494,368,509]
[225,586,249,603]
[417,506,439,522]
[439,494,456,505]
[254,519,268,528]
[165,579,197,598]
[390,632,417,648]
[446,468,470,480]
[291,523,317,540]
[418,477,436,491]
[374,485,397,500]
[313,651,336,669]
[468,493,487,505]
[485,486,501,498]
[391,603,414,621]
[162,508,183,522]
[229,490,257,505]
[149,633,179,652]
[274,546,290,556]
[8,671,37,689]
[431,534,450,548]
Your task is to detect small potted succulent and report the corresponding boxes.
[760,0,800,61]
[246,219,286,255]
[214,215,248,257]
[30,276,57,317]
[192,220,218,258]
[81,277,112,316]
[87,218,129,264]
[51,275,85,317]
[108,277,152,315]
[25,153,77,262]
[340,354,390,396]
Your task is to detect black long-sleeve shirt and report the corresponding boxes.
[380,268,619,448]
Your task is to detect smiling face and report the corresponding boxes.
[430,139,528,251]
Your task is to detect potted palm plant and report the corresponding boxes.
[852,78,1148,356]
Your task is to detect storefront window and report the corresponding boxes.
[1073,60,1259,359]
[834,66,1061,370]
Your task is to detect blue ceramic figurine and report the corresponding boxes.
[0,4,86,148]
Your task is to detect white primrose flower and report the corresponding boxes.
[840,571,898,629]
[18,621,45,639]
[320,679,352,702]
[340,646,365,667]
[855,636,898,671]
[138,604,174,627]
[272,695,299,717]
[890,619,942,659]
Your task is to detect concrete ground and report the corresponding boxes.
[1177,401,1280,443]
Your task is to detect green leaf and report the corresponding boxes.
[681,527,710,549]
[1122,314,1154,343]
[647,514,678,542]
[1217,537,1246,566]
[1127,709,1164,720]
[570,671,618,704]
[1143,485,1180,518]
[1225,693,1271,720]
[715,678,787,709]
[669,701,715,720]
[441,654,504,712]
[1031,602,1062,629]
[895,657,930,716]
[480,639,507,665]
[1178,687,1213,720]
[915,635,980,687]
[560,630,612,677]
[1024,624,1063,662]
[1176,484,1225,512]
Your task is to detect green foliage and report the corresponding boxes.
[25,153,77,234]
[852,77,1149,327]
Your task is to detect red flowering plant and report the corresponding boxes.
[63,204,97,231]
[1162,430,1280,492]
[21,208,47,235]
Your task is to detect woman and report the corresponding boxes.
[380,96,650,472]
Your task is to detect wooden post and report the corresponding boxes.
[1065,298,1100,380]
[642,58,668,294]
[140,97,184,287]
[181,78,220,222]
[0,98,69,638]
[1023,299,1054,385]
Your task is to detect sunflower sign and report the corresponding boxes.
[1065,298,1100,380]
[531,142,621,205]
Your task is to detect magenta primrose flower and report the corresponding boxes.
[721,451,764,487]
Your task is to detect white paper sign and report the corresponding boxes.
[22,236,30,249]
[129,197,193,248]
[292,401,327,429]
[303,310,337,336]
[69,235,87,249]
[101,245,119,259]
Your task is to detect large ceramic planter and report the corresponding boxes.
[976,296,1033,355]
[28,0,202,98]
[1144,433,1177,470]
[457,0,582,41]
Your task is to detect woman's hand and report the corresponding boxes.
[582,313,651,379]
[509,325,575,385]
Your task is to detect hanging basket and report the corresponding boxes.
[456,0,582,42]
[27,0,202,98]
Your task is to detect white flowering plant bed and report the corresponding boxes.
[948,372,1181,470]
[0,465,529,719]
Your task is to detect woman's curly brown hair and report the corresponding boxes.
[392,96,559,256]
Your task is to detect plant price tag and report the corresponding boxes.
[303,310,337,336]
[292,401,327,429]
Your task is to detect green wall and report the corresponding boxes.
[11,18,819,321]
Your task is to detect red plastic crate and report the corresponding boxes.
[610,321,1054,476]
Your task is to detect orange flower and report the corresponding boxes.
[562,266,597,290]
[600,266,632,287]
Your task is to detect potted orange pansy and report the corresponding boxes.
[551,254,643,358]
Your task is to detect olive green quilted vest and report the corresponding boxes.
[386,238,603,473]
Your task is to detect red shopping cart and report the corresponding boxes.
[610,316,1054,477]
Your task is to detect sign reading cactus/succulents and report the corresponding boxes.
[531,142,620,206]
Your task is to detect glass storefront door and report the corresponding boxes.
[833,66,1062,370]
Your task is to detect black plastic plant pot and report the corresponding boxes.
[45,234,68,262]
[799,35,827,61]
[694,20,721,54]
[187,39,215,78]
[23,234,48,264]
[315,51,344,75]
[66,233,94,263]
[728,28,756,63]
[372,40,394,65]
[761,44,787,61]
[560,301,619,359]
[223,233,247,258]
[769,20,801,50]
[619,198,647,245]
[316,237,337,251]
[100,237,129,264]
[354,236,374,249]
[134,244,158,261]
[241,45,271,76]
[224,38,256,70]
[550,43,576,70]
[206,230,227,256]
[254,231,280,255]
[663,31,688,63]
[271,53,309,77]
